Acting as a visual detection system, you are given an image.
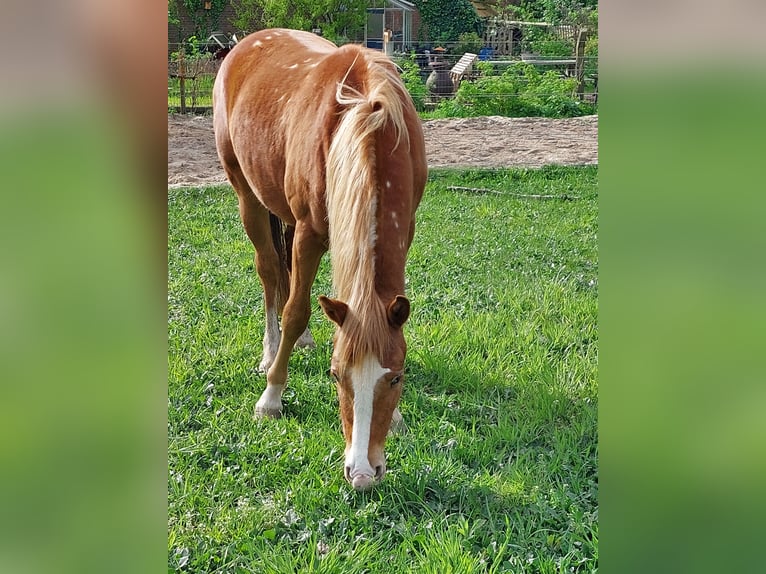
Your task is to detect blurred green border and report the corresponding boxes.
[600,67,766,574]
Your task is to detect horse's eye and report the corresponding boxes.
[328,369,340,383]
[390,375,402,387]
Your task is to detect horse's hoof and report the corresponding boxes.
[389,421,407,435]
[295,329,316,349]
[388,408,407,435]
[254,406,282,419]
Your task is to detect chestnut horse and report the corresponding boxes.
[213,29,427,490]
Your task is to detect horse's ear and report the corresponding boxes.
[387,295,410,329]
[319,295,348,327]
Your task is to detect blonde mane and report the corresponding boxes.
[325,48,410,362]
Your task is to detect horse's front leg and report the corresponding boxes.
[255,222,325,418]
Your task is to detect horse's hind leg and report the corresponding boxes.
[240,197,287,379]
[281,225,316,350]
[223,166,287,381]
[263,221,325,410]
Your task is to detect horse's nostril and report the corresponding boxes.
[374,465,384,479]
[344,466,352,482]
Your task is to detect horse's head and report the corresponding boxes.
[318,294,410,490]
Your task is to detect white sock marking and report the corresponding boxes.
[259,304,280,372]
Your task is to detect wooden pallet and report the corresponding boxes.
[449,52,478,89]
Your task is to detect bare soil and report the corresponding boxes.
[168,114,597,188]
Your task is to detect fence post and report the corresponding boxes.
[574,28,588,100]
[178,46,186,114]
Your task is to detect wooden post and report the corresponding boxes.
[178,46,186,114]
[574,28,588,100]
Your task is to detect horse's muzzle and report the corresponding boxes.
[345,463,386,490]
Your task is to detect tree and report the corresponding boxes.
[232,0,368,43]
[517,0,597,25]
[169,0,180,26]
[412,0,482,44]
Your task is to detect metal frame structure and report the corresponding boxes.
[365,0,416,52]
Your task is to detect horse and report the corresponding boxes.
[212,29,428,490]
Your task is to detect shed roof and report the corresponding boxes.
[383,0,416,11]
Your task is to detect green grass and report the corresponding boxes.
[168,166,598,573]
[168,75,215,109]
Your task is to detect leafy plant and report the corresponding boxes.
[584,10,598,78]
[168,0,181,26]
[455,32,484,56]
[528,38,574,58]
[412,0,483,43]
[169,36,216,111]
[517,0,597,25]
[231,0,368,42]
[397,56,428,112]
[426,62,595,119]
[179,0,229,38]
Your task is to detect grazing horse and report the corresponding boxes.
[213,29,427,490]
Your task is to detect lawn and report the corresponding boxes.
[168,166,598,573]
[168,74,215,110]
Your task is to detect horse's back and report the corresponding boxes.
[213,29,343,224]
[214,28,339,138]
[213,29,425,231]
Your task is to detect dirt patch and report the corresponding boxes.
[168,113,597,188]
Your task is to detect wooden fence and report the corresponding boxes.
[168,48,220,113]
[482,19,582,56]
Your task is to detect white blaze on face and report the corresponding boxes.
[346,355,389,479]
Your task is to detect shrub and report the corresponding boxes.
[413,0,483,43]
[584,11,598,79]
[425,62,596,119]
[397,55,428,112]
[528,38,574,58]
[455,32,483,55]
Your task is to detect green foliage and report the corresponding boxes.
[413,0,483,43]
[170,35,213,61]
[528,38,574,58]
[455,31,483,56]
[584,35,597,78]
[168,36,216,111]
[584,10,598,78]
[518,0,597,25]
[179,0,229,38]
[427,62,595,119]
[168,0,181,26]
[397,56,428,112]
[231,0,367,42]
